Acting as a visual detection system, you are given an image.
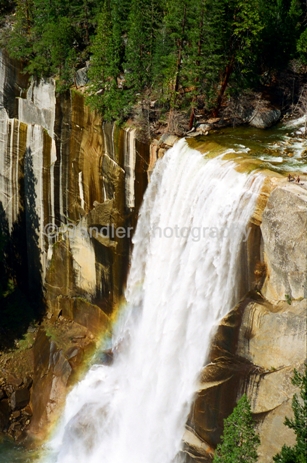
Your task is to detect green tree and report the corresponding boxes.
[201,0,263,115]
[7,0,99,84]
[297,28,307,63]
[152,0,202,110]
[87,0,133,120]
[259,0,304,71]
[6,0,34,62]
[273,364,307,463]
[25,16,76,78]
[213,394,260,463]
[125,0,162,92]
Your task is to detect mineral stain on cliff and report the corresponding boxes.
[0,49,306,463]
[0,51,149,441]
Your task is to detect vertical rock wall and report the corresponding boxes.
[0,49,149,326]
[183,179,307,463]
[0,49,150,440]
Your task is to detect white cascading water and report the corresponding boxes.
[46,139,263,463]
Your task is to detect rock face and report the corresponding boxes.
[31,330,72,437]
[0,50,148,440]
[0,50,305,460]
[261,184,307,303]
[0,376,33,440]
[0,50,149,324]
[184,180,307,463]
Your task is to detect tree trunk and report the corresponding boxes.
[171,4,187,108]
[188,106,195,131]
[212,56,235,118]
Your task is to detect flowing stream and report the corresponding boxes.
[43,139,264,463]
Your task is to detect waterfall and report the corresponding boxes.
[45,139,263,463]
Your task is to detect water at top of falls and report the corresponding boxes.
[45,139,264,463]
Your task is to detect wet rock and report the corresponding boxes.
[53,351,72,383]
[187,354,254,449]
[94,348,114,366]
[186,131,203,138]
[30,329,73,439]
[188,289,305,463]
[158,133,180,147]
[62,298,110,336]
[65,346,84,369]
[101,155,125,200]
[250,175,282,226]
[182,429,214,463]
[10,388,30,410]
[65,346,80,360]
[0,51,145,444]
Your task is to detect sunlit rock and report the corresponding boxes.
[261,184,307,303]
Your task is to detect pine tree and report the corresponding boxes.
[153,0,201,108]
[259,0,304,71]
[125,0,162,92]
[297,29,307,63]
[6,0,34,62]
[87,0,133,120]
[204,0,263,115]
[273,364,307,463]
[213,394,260,463]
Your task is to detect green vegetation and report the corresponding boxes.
[213,394,260,463]
[1,0,306,120]
[285,294,292,305]
[273,364,307,463]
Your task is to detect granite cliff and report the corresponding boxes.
[0,51,306,460]
[0,50,148,438]
[183,181,306,463]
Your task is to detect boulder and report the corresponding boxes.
[75,67,89,88]
[10,388,30,411]
[249,107,281,129]
[158,133,180,147]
